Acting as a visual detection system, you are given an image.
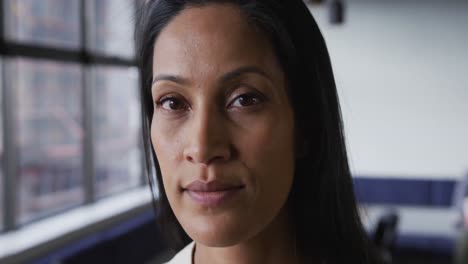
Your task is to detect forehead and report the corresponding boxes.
[152,3,280,80]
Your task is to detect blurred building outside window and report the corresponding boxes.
[91,66,141,199]
[7,58,84,224]
[4,0,81,49]
[87,0,136,59]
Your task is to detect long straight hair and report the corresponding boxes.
[136,0,381,263]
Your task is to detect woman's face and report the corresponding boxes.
[151,4,295,247]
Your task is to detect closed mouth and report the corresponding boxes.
[183,180,245,206]
[184,180,244,192]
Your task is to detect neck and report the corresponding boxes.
[194,206,302,264]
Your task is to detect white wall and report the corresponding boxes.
[308,0,468,179]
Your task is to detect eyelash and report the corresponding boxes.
[156,95,188,112]
[155,92,266,112]
[228,92,266,108]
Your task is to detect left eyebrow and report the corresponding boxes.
[219,66,273,84]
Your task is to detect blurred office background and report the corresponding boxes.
[0,0,467,263]
[309,1,468,264]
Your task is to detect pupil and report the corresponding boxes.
[169,100,180,109]
[240,96,255,106]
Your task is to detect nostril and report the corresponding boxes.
[185,148,231,165]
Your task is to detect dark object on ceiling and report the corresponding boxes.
[329,1,345,25]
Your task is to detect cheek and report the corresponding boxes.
[150,116,184,190]
[236,110,295,200]
[240,111,294,167]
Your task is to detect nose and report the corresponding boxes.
[183,106,231,166]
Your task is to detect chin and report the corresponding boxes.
[181,213,253,247]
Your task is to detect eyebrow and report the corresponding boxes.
[151,66,272,86]
[152,74,190,86]
[219,66,272,83]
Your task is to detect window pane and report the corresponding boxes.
[4,0,81,49]
[87,0,135,58]
[7,58,84,224]
[91,66,141,198]
[0,58,3,230]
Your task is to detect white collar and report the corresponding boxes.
[165,241,195,264]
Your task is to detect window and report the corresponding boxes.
[0,0,144,251]
[6,58,84,224]
[3,0,81,49]
[86,0,136,58]
[91,66,142,198]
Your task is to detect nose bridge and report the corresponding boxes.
[184,101,229,164]
[194,102,219,145]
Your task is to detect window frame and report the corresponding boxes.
[0,0,145,232]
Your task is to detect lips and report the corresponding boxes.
[184,180,244,206]
[185,180,244,192]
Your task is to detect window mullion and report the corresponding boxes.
[2,59,18,231]
[82,0,96,205]
[83,68,95,205]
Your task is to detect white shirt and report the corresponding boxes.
[165,241,196,264]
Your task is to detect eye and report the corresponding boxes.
[229,92,265,108]
[156,95,188,111]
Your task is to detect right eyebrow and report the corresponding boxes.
[152,74,190,86]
